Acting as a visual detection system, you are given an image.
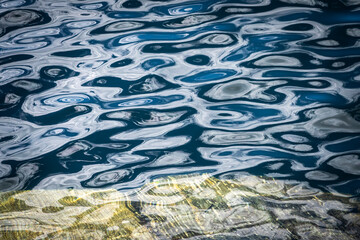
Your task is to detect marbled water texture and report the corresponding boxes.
[0,0,359,199]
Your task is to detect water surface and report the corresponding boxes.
[1,0,360,239]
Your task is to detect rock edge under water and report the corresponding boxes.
[0,173,359,239]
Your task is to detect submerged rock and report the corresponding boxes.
[0,174,359,239]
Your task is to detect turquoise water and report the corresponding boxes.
[0,0,360,198]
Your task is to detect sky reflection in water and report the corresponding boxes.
[0,0,359,201]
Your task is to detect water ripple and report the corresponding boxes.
[0,0,359,217]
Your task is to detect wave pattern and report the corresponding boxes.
[0,0,360,202]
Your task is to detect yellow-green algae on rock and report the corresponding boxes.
[0,174,359,239]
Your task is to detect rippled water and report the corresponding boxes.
[1,0,360,239]
[0,0,360,198]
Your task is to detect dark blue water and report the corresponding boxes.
[0,0,360,198]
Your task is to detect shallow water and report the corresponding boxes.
[0,0,360,199]
[1,174,359,239]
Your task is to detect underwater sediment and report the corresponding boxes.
[0,174,359,239]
